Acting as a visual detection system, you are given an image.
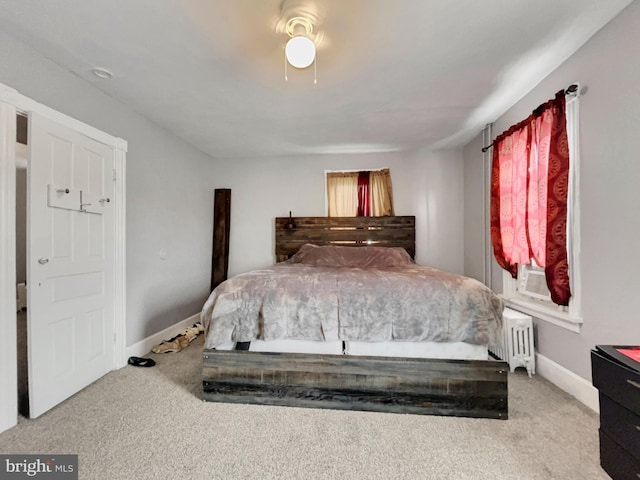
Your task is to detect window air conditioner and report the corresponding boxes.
[518,266,552,301]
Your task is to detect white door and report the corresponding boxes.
[27,112,115,418]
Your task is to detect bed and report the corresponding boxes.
[202,216,508,419]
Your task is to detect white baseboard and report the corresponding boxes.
[535,352,599,413]
[124,314,201,360]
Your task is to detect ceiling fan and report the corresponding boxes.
[275,0,325,82]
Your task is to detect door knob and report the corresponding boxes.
[38,257,49,265]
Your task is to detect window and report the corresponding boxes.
[494,88,582,332]
[325,168,394,217]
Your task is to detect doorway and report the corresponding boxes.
[16,113,28,416]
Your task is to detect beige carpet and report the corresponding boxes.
[1,335,607,480]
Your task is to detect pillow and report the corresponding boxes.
[288,243,413,268]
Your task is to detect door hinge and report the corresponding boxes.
[112,169,117,181]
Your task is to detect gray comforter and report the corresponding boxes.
[201,244,503,349]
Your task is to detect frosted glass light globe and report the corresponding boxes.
[285,36,316,69]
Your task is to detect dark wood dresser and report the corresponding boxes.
[591,345,640,479]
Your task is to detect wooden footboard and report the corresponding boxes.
[203,350,508,419]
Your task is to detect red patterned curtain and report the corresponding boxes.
[490,90,571,305]
[543,92,571,305]
[357,171,370,216]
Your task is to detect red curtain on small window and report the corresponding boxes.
[490,90,571,306]
[357,171,370,216]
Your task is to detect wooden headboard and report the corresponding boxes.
[275,216,415,262]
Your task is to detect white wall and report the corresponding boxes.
[0,31,216,346]
[462,134,486,283]
[463,0,640,380]
[212,148,464,277]
[407,148,464,274]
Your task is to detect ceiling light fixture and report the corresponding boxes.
[285,36,315,69]
[284,16,317,84]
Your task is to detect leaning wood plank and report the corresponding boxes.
[203,350,508,419]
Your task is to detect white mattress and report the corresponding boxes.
[215,339,487,360]
[345,341,488,360]
[215,339,344,355]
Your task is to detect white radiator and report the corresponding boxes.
[489,308,535,377]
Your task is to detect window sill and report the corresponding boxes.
[501,296,582,333]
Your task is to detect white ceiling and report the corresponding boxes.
[0,0,633,159]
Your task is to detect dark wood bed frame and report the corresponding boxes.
[203,216,508,419]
